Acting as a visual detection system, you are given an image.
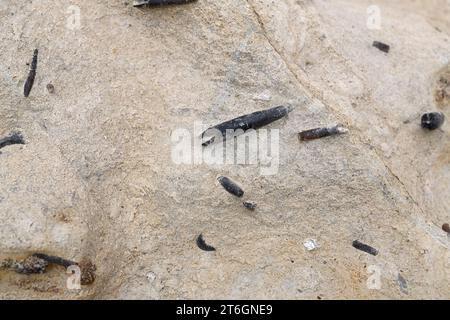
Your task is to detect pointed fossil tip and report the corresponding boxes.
[285,104,295,113]
[202,136,215,147]
[335,124,349,134]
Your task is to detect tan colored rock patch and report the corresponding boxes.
[0,0,449,299]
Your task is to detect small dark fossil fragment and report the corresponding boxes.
[373,41,390,53]
[14,256,48,274]
[352,240,378,256]
[299,124,348,141]
[421,112,445,130]
[196,234,216,252]
[218,176,244,198]
[442,223,450,234]
[0,132,25,149]
[24,49,38,97]
[243,201,257,210]
[202,105,292,146]
[397,274,408,294]
[46,83,55,94]
[133,0,197,6]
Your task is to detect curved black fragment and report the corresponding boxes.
[0,133,25,149]
[218,176,244,198]
[352,240,378,256]
[24,49,38,97]
[202,105,292,146]
[133,0,197,7]
[421,112,445,130]
[32,253,77,268]
[196,234,216,252]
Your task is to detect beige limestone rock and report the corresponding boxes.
[0,0,449,299]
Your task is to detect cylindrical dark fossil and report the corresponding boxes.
[218,176,244,198]
[24,49,38,97]
[352,240,378,256]
[372,41,390,53]
[202,105,292,146]
[421,112,445,130]
[133,0,197,7]
[299,124,348,141]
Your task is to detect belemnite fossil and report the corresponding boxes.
[202,105,292,146]
[352,240,379,256]
[218,176,244,198]
[24,49,38,97]
[373,41,390,53]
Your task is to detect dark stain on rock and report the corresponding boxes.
[435,65,450,109]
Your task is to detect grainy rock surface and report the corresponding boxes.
[0,0,449,299]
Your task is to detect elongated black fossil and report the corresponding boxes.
[202,105,292,146]
[32,253,77,268]
[133,0,197,7]
[352,240,378,256]
[218,176,244,198]
[196,234,216,252]
[421,112,445,130]
[373,41,390,53]
[299,124,348,141]
[0,133,25,149]
[24,49,38,97]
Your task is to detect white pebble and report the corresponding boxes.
[303,239,320,251]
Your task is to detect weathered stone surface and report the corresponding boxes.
[0,0,449,299]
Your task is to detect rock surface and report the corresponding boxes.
[0,0,449,299]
